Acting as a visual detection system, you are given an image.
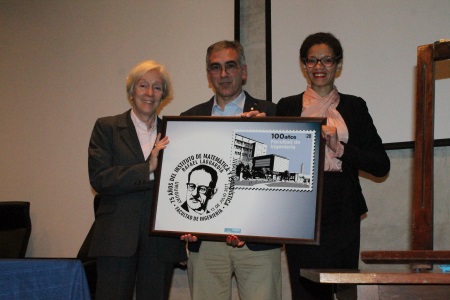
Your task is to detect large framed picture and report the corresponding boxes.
[150,116,325,244]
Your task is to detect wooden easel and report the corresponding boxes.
[362,40,450,269]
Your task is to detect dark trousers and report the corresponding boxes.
[95,199,176,300]
[286,237,360,300]
[286,172,361,300]
[96,253,175,300]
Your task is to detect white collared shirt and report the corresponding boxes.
[130,109,157,180]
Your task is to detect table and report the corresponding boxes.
[301,268,450,300]
[0,259,91,299]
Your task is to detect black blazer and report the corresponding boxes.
[88,109,186,262]
[181,92,279,252]
[277,92,390,216]
[181,91,276,117]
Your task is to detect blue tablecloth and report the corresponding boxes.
[0,259,91,300]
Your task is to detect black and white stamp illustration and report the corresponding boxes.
[166,154,235,222]
[231,130,316,191]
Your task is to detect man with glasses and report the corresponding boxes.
[182,164,218,215]
[180,40,281,300]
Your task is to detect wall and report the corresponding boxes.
[240,1,450,299]
[271,0,450,143]
[0,0,234,258]
[360,146,450,258]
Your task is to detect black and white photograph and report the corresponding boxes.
[232,130,315,191]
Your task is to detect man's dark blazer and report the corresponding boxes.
[180,91,279,252]
[88,109,186,261]
[181,91,276,117]
[276,92,390,216]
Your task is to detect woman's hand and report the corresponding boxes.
[321,125,340,152]
[149,133,169,173]
[226,235,246,247]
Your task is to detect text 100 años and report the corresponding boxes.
[271,133,310,139]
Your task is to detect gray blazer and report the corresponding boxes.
[88,109,186,262]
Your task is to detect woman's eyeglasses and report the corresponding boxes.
[303,56,341,68]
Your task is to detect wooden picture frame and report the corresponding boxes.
[150,116,325,244]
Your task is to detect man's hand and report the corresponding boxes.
[149,133,169,173]
[180,234,198,243]
[226,235,246,247]
[241,110,266,118]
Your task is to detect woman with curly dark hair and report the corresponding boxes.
[277,32,390,300]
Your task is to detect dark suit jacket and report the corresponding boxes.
[276,92,390,216]
[181,91,280,252]
[181,91,276,117]
[88,109,186,262]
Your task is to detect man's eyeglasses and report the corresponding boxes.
[207,62,242,75]
[186,183,214,194]
[303,56,341,68]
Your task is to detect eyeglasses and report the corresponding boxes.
[207,62,242,75]
[303,56,341,68]
[186,183,214,194]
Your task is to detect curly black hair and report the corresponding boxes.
[299,32,343,61]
